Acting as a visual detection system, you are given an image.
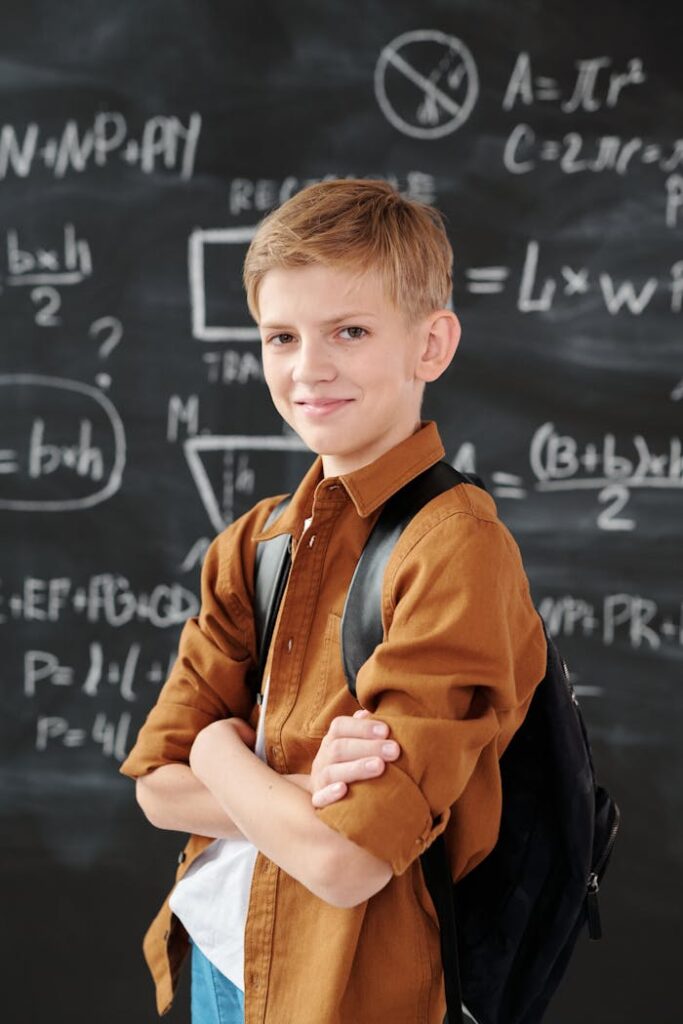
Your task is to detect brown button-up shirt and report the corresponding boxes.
[119,419,547,1023]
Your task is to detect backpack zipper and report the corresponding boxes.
[559,655,580,707]
[585,801,621,939]
[558,649,621,939]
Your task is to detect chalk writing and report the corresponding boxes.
[228,171,437,215]
[0,112,201,180]
[453,426,682,531]
[530,423,683,492]
[24,644,178,701]
[0,374,125,510]
[35,711,132,760]
[374,30,479,139]
[189,227,260,341]
[503,54,646,112]
[202,350,265,385]
[4,223,92,286]
[539,593,683,650]
[504,124,683,177]
[463,242,683,315]
[0,574,199,626]
[184,434,309,532]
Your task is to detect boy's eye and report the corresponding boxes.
[266,327,367,345]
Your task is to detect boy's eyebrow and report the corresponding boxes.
[259,311,378,329]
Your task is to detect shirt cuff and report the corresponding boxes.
[314,761,450,877]
[118,703,216,779]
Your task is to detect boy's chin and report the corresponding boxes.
[279,422,329,454]
[295,433,355,461]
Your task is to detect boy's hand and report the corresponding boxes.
[310,709,401,808]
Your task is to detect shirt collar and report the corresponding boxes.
[252,419,446,542]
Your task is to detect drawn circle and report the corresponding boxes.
[0,373,125,510]
[375,29,479,139]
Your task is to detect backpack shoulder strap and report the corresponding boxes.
[251,495,292,701]
[340,461,485,697]
[337,459,485,1024]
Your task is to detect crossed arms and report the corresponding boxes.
[135,712,396,909]
[128,511,545,910]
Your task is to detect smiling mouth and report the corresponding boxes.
[295,399,353,414]
[295,398,352,405]
[295,399,353,406]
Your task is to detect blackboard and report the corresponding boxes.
[2,2,681,1021]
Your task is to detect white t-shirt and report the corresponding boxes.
[169,514,313,991]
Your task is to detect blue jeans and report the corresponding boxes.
[190,941,245,1024]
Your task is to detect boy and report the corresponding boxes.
[120,179,547,1024]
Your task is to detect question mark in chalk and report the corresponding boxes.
[89,316,123,389]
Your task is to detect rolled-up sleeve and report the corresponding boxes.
[315,510,547,879]
[119,524,258,780]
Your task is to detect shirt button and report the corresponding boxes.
[286,637,293,652]
[308,533,316,546]
[163,929,170,941]
[177,850,187,864]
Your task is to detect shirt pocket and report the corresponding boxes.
[303,611,359,737]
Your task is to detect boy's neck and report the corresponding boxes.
[321,415,423,479]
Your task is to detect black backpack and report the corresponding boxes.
[250,461,621,1024]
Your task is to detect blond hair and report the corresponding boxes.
[242,178,453,327]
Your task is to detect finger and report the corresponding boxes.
[354,710,390,736]
[328,714,390,739]
[319,755,389,791]
[324,737,400,768]
[311,781,347,807]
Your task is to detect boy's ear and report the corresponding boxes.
[416,310,461,384]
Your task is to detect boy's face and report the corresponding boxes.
[257,263,450,477]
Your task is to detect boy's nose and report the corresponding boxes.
[291,343,336,382]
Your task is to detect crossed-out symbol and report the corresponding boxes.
[375,29,479,139]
